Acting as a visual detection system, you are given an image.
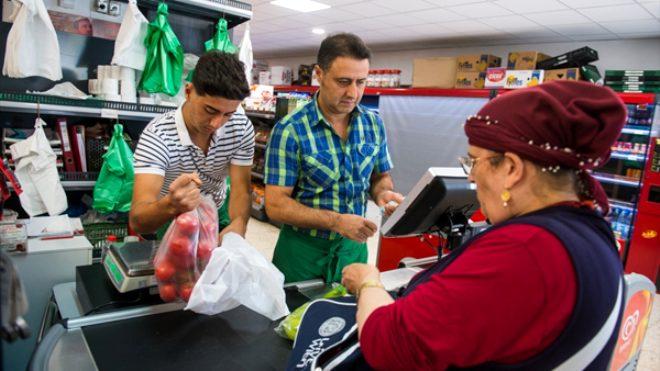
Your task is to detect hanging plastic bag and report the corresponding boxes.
[275,284,347,340]
[111,0,149,70]
[205,19,238,54]
[185,232,290,321]
[186,19,238,82]
[238,22,253,86]
[2,0,62,80]
[9,118,67,216]
[153,196,218,302]
[138,2,184,96]
[92,124,134,213]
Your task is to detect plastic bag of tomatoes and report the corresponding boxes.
[153,196,219,302]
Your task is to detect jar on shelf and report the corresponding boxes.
[393,69,401,87]
[367,70,375,87]
[373,70,382,88]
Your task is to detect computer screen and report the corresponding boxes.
[381,168,479,237]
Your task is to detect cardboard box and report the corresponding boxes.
[258,71,270,85]
[507,51,550,70]
[412,57,457,88]
[269,66,292,85]
[455,72,486,89]
[485,67,507,88]
[504,70,545,89]
[544,68,580,82]
[456,54,501,72]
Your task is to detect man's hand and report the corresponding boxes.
[218,219,247,244]
[332,214,377,243]
[341,263,381,295]
[375,190,405,216]
[167,173,202,214]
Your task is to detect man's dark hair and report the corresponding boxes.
[192,51,250,100]
[317,33,371,71]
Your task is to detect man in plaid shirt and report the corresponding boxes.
[265,33,404,283]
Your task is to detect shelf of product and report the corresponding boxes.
[593,173,642,187]
[367,69,402,88]
[274,85,495,98]
[245,111,275,120]
[255,142,267,150]
[610,152,646,162]
[254,126,271,145]
[0,93,171,122]
[251,171,264,180]
[250,183,268,221]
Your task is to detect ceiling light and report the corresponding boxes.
[312,28,326,35]
[271,0,330,13]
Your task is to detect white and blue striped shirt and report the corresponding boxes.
[133,105,255,208]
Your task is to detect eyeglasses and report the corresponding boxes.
[458,155,501,175]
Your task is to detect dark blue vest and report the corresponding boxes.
[290,205,624,370]
[405,205,624,370]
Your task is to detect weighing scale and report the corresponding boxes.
[103,241,159,293]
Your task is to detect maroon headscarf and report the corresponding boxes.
[464,80,627,215]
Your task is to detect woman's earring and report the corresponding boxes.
[501,189,511,207]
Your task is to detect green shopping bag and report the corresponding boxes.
[138,2,184,96]
[93,124,135,213]
[187,19,238,82]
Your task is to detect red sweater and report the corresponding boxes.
[361,224,577,370]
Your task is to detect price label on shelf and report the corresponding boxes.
[100,109,119,119]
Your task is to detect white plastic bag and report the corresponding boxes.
[111,0,148,70]
[238,23,253,85]
[9,118,67,216]
[2,0,62,81]
[185,233,290,321]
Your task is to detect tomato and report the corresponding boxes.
[169,236,192,257]
[178,283,194,302]
[176,213,199,236]
[196,240,214,261]
[159,284,177,302]
[154,260,175,282]
[173,255,194,270]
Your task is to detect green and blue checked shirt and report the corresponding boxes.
[265,96,393,240]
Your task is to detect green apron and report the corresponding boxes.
[156,180,231,240]
[272,225,367,284]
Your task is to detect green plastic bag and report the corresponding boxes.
[275,284,348,341]
[138,2,184,96]
[93,124,135,213]
[187,19,238,82]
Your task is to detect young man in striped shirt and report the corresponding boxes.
[265,34,404,283]
[129,51,254,241]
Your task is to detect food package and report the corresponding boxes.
[503,70,545,89]
[153,196,218,302]
[275,284,348,340]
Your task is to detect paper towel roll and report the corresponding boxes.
[88,79,100,95]
[97,65,107,80]
[101,94,122,102]
[109,65,121,80]
[120,67,136,82]
[101,79,119,95]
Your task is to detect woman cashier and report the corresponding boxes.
[342,80,627,370]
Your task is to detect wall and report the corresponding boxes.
[262,38,660,85]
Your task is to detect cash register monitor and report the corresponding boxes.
[381,167,479,237]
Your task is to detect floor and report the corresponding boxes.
[244,207,659,370]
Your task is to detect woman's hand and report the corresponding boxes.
[341,263,381,295]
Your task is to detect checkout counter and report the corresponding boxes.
[30,262,323,371]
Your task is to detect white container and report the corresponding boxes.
[100,78,119,95]
[269,66,292,85]
[258,71,270,85]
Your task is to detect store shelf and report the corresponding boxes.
[593,173,641,187]
[617,92,656,104]
[255,142,267,150]
[8,180,96,191]
[610,152,646,162]
[0,93,171,122]
[621,126,651,135]
[251,171,264,180]
[245,111,275,120]
[274,85,494,98]
[609,199,636,212]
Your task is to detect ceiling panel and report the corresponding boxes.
[524,10,592,25]
[601,19,660,33]
[493,0,568,13]
[241,0,660,57]
[579,4,655,22]
[446,2,513,18]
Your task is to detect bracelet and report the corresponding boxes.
[356,280,385,299]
